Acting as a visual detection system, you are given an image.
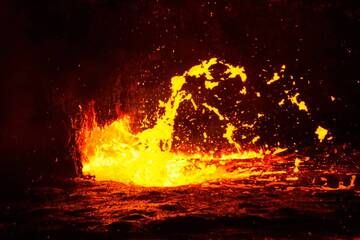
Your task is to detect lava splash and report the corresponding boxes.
[76,58,329,187]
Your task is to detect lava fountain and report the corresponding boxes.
[76,58,330,187]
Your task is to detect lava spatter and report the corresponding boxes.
[76,58,331,187]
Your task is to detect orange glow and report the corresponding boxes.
[76,58,330,187]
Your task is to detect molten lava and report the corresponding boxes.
[76,58,330,187]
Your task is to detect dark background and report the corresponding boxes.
[1,0,360,191]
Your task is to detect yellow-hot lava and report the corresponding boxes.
[315,126,329,142]
[76,58,330,187]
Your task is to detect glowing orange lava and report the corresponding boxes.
[76,58,330,187]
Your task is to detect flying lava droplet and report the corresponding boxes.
[315,126,329,142]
